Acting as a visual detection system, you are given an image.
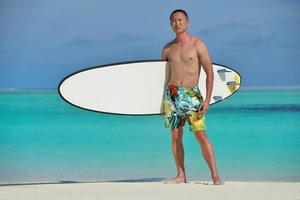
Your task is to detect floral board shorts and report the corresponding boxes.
[163,83,206,132]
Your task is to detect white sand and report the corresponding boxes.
[0,181,299,200]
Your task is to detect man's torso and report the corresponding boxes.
[164,36,201,87]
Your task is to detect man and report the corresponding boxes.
[161,9,224,185]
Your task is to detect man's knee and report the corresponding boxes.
[194,130,207,142]
[171,128,183,143]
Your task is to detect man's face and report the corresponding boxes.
[170,12,190,34]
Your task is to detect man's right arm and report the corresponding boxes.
[161,46,170,83]
[160,46,168,115]
[161,46,168,60]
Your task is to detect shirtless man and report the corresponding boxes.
[161,9,224,185]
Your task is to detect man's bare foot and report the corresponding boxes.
[165,176,186,184]
[212,175,224,185]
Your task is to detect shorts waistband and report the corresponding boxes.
[168,83,199,90]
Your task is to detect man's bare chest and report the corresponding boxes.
[168,45,198,63]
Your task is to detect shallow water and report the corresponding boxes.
[0,88,299,184]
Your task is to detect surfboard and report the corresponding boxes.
[58,60,241,115]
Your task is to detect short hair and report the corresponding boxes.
[169,9,189,21]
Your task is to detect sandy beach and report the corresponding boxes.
[0,181,299,200]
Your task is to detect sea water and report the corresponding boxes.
[0,87,299,184]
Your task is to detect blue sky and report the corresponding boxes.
[0,0,299,88]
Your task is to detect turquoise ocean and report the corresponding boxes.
[0,87,299,184]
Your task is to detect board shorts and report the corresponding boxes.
[163,83,206,132]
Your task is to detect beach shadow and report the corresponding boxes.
[0,180,82,187]
[0,178,166,187]
[104,177,166,183]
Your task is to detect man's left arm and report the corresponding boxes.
[196,40,214,114]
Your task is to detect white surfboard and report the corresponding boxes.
[58,60,241,115]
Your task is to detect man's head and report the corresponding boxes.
[169,9,190,34]
[169,9,189,21]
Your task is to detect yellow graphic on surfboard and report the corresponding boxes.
[227,74,241,93]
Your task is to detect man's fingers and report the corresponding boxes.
[198,103,209,114]
[198,107,205,114]
[198,105,203,112]
[198,110,207,114]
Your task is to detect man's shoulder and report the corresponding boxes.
[191,36,205,47]
[191,36,208,53]
[163,39,176,50]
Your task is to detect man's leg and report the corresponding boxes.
[166,126,187,183]
[194,130,224,185]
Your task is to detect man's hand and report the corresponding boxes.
[198,100,210,114]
